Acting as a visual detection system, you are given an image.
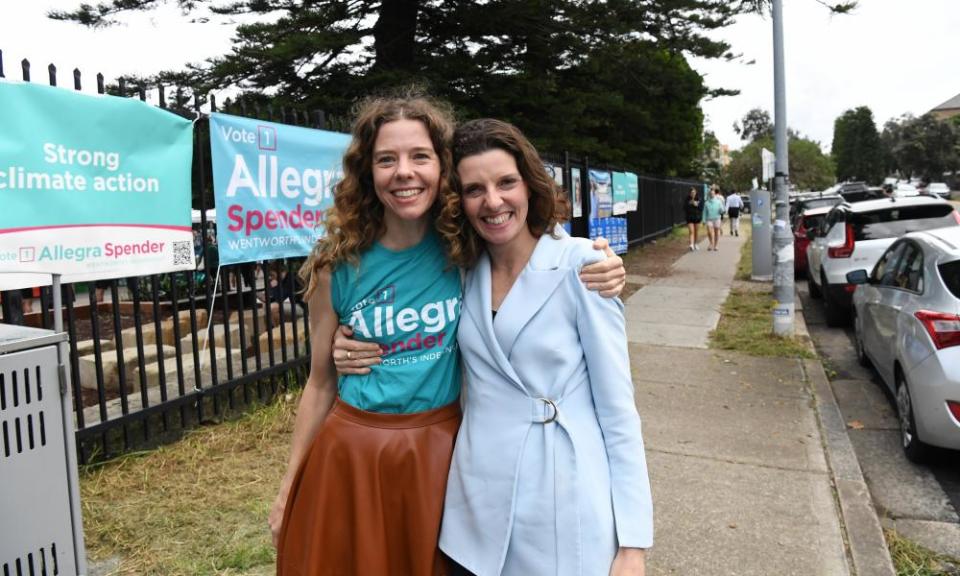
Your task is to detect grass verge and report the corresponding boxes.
[885,529,960,576]
[710,224,814,358]
[81,392,299,575]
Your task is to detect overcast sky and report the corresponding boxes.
[2,1,957,153]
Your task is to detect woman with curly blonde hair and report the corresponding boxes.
[272,93,625,576]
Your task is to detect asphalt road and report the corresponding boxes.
[797,279,960,556]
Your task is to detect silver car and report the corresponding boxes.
[848,227,960,462]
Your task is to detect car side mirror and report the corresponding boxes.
[846,269,869,285]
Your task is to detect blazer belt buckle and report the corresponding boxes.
[537,398,558,424]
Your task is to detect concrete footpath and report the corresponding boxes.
[628,231,896,575]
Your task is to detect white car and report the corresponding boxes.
[806,196,960,326]
[847,227,960,461]
[928,182,952,199]
[895,183,919,197]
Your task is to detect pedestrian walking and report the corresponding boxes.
[725,191,744,236]
[702,187,725,251]
[685,187,702,251]
[437,119,653,576]
[271,93,626,576]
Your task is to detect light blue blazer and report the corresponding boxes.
[439,229,653,576]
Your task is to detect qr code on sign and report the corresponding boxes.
[172,241,194,266]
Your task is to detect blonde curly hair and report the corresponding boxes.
[300,92,459,298]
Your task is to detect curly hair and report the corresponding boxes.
[440,118,570,269]
[300,92,458,298]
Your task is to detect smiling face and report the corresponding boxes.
[457,148,535,249]
[372,119,441,227]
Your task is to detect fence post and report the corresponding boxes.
[21,58,30,81]
[48,63,57,86]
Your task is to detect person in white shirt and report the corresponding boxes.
[724,192,744,236]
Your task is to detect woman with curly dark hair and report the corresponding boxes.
[270,94,625,576]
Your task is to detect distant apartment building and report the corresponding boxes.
[708,142,731,168]
[930,92,960,120]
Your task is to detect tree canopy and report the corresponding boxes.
[51,0,857,177]
[881,113,960,181]
[831,106,884,184]
[724,109,834,191]
[733,108,773,142]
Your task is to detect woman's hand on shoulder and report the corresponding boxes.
[332,325,382,375]
[581,237,626,298]
[610,547,646,576]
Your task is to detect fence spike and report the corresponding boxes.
[73,68,82,90]
[158,83,166,108]
[0,49,5,78]
[96,73,105,94]
[48,63,57,86]
[210,93,218,112]
[21,58,30,81]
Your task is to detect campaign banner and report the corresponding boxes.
[571,167,583,219]
[625,172,639,212]
[209,113,351,264]
[589,169,613,219]
[543,162,571,232]
[0,82,194,291]
[612,172,628,215]
[588,217,628,254]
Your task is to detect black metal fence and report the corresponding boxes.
[0,52,700,462]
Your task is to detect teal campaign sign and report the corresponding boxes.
[0,82,194,290]
[625,172,639,212]
[209,113,351,264]
[612,171,628,215]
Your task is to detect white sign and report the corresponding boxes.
[761,148,776,182]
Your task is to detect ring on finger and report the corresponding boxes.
[346,351,352,360]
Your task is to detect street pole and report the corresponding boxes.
[771,0,794,335]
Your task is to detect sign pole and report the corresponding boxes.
[771,0,795,336]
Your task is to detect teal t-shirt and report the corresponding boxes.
[330,231,461,413]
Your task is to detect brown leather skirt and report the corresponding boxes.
[277,398,462,576]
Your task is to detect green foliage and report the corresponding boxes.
[734,108,774,142]
[832,106,884,184]
[882,114,960,180]
[50,0,778,176]
[726,135,834,192]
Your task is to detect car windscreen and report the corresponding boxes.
[940,260,960,299]
[802,214,825,231]
[803,198,841,211]
[851,205,959,241]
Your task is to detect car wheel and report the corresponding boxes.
[853,313,870,367]
[896,371,930,464]
[807,266,822,299]
[822,273,847,327]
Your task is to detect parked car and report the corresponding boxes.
[928,182,952,199]
[806,196,960,326]
[895,183,920,197]
[739,193,751,214]
[789,193,843,222]
[794,205,833,276]
[847,227,960,461]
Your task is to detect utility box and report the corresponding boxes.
[749,189,773,281]
[1,324,86,576]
